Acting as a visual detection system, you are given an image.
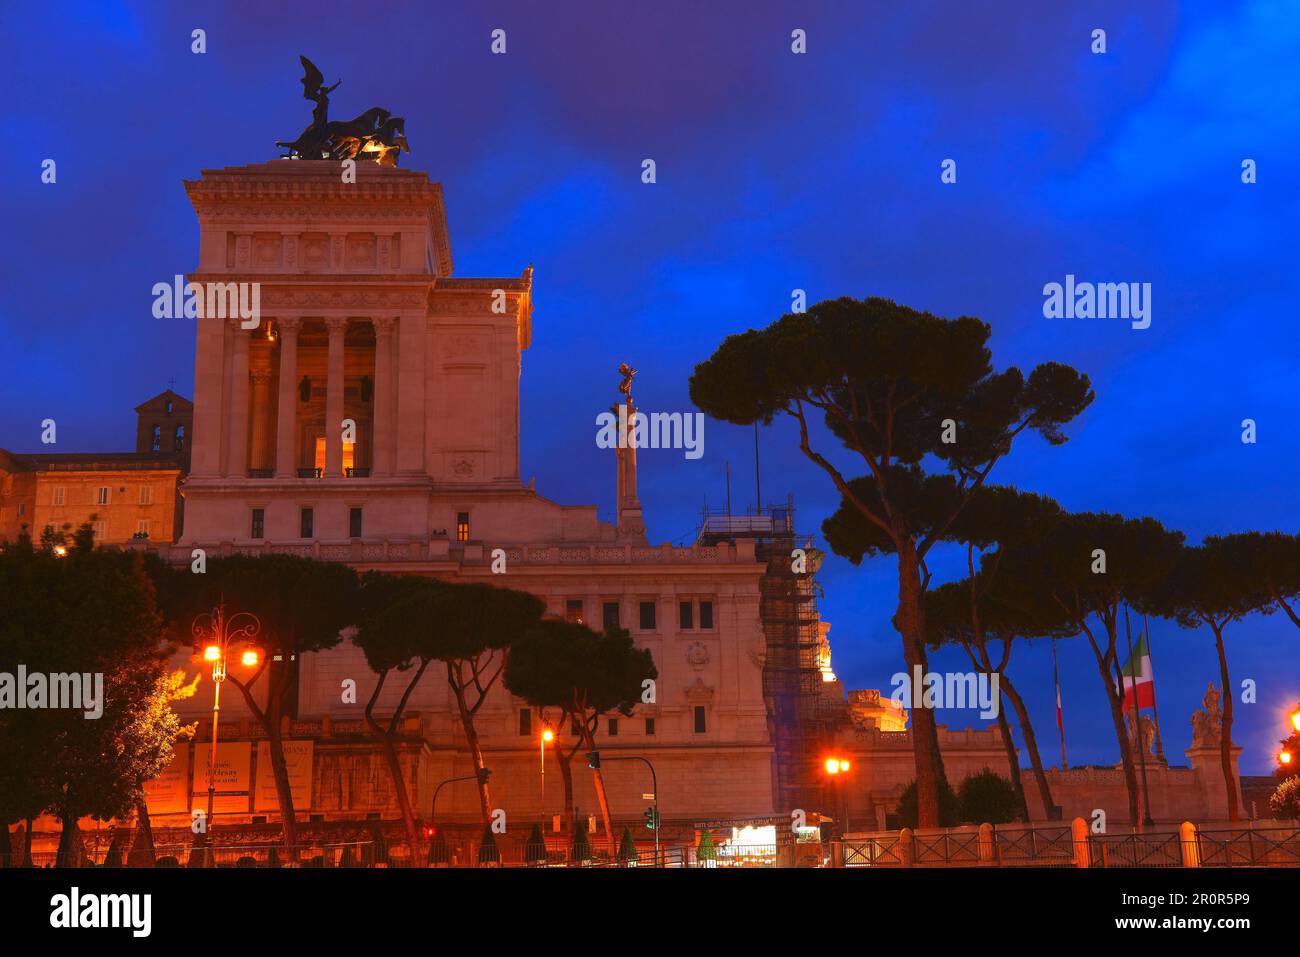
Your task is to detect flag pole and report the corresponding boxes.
[1144,612,1165,763]
[1051,637,1068,770]
[1124,603,1155,829]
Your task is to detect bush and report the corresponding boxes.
[1271,776,1300,820]
[957,768,1023,824]
[894,778,960,828]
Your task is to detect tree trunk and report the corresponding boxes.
[57,812,86,867]
[231,670,300,854]
[897,541,948,827]
[993,700,1029,821]
[555,748,575,836]
[580,724,617,855]
[364,667,424,856]
[265,704,300,855]
[449,665,492,825]
[1211,625,1239,821]
[1098,646,1141,829]
[127,799,156,867]
[1001,673,1055,818]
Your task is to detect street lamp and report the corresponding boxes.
[823,756,852,838]
[193,603,261,864]
[540,725,554,829]
[1290,705,1300,733]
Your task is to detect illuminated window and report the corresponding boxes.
[565,599,584,624]
[456,511,470,542]
[314,437,356,472]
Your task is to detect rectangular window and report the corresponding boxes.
[136,519,150,536]
[16,503,24,517]
[139,485,153,505]
[602,602,620,629]
[700,601,714,630]
[639,601,656,631]
[608,718,619,737]
[518,708,532,737]
[565,599,584,624]
[645,717,656,736]
[92,520,107,541]
[694,706,707,734]
[300,507,314,538]
[96,487,109,505]
[349,507,363,538]
[679,601,694,630]
[52,487,66,506]
[251,508,265,539]
[456,511,470,542]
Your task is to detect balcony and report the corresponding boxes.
[247,468,274,478]
[345,467,371,478]
[297,468,323,479]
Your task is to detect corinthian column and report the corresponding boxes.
[226,322,251,477]
[274,317,301,477]
[325,316,348,477]
[249,368,274,471]
[372,316,396,476]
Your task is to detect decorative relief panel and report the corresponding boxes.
[253,234,283,268]
[346,233,376,270]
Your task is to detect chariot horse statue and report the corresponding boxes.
[275,56,410,166]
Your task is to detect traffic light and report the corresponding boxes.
[587,750,601,770]
[643,807,659,830]
[476,767,492,784]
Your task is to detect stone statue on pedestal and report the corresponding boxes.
[1190,682,1223,747]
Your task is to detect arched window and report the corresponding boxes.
[151,425,161,452]
[174,425,185,452]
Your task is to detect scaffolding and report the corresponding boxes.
[697,495,839,815]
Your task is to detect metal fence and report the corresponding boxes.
[836,821,1300,868]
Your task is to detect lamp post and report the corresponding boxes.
[824,757,852,839]
[540,726,554,829]
[193,603,260,865]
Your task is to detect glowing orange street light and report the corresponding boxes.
[204,645,221,662]
[541,728,555,743]
[1290,707,1300,733]
[52,545,68,558]
[824,757,850,775]
[241,649,260,667]
[1281,750,1294,766]
[540,724,555,830]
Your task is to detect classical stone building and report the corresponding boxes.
[147,160,782,836]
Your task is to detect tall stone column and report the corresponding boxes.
[249,368,274,471]
[396,312,426,474]
[274,317,301,477]
[226,322,251,477]
[325,316,347,477]
[372,316,396,476]
[190,312,227,477]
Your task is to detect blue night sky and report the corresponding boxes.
[3,1,1297,773]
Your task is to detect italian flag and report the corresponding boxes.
[1118,634,1155,713]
